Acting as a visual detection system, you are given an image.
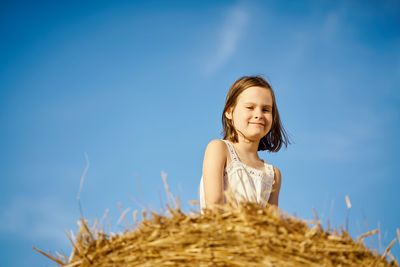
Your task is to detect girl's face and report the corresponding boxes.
[225,86,273,142]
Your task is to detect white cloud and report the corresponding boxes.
[320,11,341,43]
[204,3,248,76]
[283,8,344,70]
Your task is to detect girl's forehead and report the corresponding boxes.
[237,86,273,104]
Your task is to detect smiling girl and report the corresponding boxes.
[199,76,290,212]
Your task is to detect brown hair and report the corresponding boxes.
[222,75,290,152]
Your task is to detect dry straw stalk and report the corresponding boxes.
[35,198,398,267]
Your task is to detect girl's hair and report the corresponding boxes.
[222,75,290,152]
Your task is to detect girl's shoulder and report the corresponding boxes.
[205,139,228,153]
[265,162,280,173]
[263,162,281,183]
[203,139,229,169]
[272,165,282,184]
[272,165,281,174]
[204,139,229,158]
[264,161,280,173]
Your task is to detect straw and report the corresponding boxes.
[35,198,398,266]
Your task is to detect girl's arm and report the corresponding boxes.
[268,166,282,206]
[202,139,227,210]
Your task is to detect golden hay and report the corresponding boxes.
[35,199,399,267]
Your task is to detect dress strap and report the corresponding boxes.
[222,140,239,162]
[263,162,275,180]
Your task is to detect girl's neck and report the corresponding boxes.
[231,136,260,161]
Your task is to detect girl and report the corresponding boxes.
[199,75,290,212]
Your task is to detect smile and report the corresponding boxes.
[249,122,264,126]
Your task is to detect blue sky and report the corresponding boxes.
[1,0,399,265]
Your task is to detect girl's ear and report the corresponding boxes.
[225,107,233,120]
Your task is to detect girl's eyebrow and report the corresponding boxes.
[244,102,272,107]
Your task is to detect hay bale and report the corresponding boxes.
[36,201,398,266]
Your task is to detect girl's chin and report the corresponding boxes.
[239,133,266,142]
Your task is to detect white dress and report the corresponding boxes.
[199,140,275,211]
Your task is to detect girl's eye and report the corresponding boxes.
[246,107,253,110]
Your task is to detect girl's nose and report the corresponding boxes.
[254,109,262,118]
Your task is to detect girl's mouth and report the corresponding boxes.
[249,122,264,126]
